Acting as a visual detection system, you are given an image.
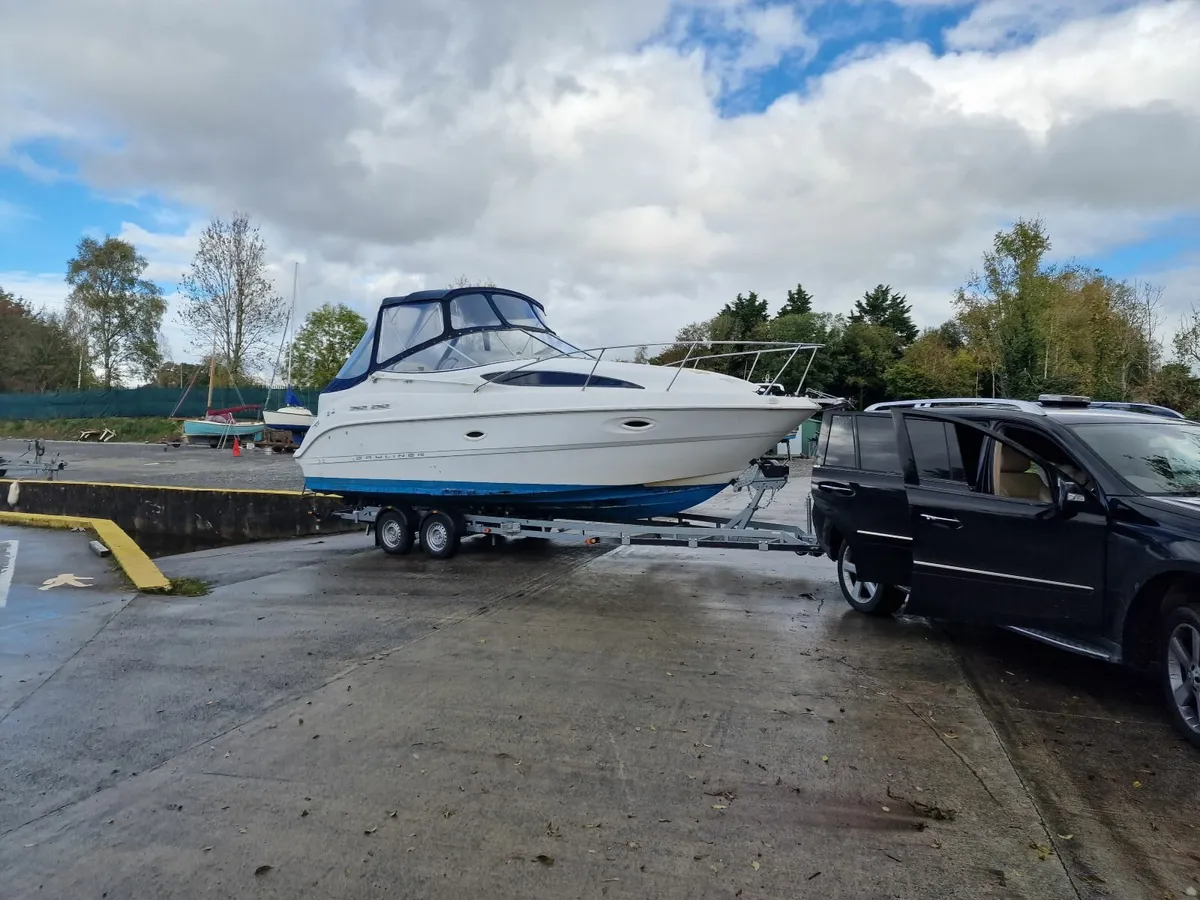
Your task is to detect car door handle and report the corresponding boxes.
[920,513,961,528]
[815,482,854,495]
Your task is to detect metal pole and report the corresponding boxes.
[666,344,695,391]
[746,351,761,383]
[771,344,804,389]
[794,346,817,393]
[582,348,605,391]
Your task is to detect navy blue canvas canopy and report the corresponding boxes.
[325,286,563,393]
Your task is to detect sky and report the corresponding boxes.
[1,0,1199,368]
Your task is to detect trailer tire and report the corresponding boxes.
[377,507,416,556]
[420,511,460,560]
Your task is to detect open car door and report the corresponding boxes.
[890,409,1107,630]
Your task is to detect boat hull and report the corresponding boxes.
[183,420,265,441]
[263,407,314,437]
[298,403,816,519]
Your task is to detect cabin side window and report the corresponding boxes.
[375,302,445,365]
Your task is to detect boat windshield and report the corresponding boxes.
[328,290,584,387]
[382,328,581,374]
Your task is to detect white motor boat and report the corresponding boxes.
[263,398,314,436]
[295,287,821,520]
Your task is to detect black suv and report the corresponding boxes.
[809,395,1200,748]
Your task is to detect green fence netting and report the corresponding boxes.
[0,387,324,421]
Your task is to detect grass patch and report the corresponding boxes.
[0,417,182,442]
[163,577,210,596]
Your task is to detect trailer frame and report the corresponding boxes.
[332,458,820,559]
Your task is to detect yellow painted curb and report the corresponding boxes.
[0,511,172,592]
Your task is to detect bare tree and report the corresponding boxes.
[180,212,287,380]
[1173,301,1200,374]
[447,274,496,288]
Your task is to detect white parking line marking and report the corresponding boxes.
[0,540,18,609]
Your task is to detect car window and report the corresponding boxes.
[908,419,968,485]
[980,423,1089,504]
[1071,421,1200,495]
[822,414,854,467]
[856,415,901,473]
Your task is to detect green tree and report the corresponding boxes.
[1148,362,1200,418]
[850,284,918,345]
[288,303,369,389]
[885,330,978,400]
[761,311,844,392]
[180,212,287,381]
[831,322,898,408]
[65,236,166,387]
[777,283,814,317]
[712,291,770,376]
[0,287,92,392]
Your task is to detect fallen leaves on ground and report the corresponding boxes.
[535,855,555,866]
[1030,843,1053,861]
[254,865,272,876]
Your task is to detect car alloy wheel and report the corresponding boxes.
[1166,618,1200,739]
[840,544,879,604]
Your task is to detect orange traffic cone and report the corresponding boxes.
[232,436,241,457]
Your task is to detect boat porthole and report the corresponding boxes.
[622,419,654,430]
[465,430,486,440]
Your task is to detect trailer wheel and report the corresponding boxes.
[420,511,461,559]
[377,507,416,556]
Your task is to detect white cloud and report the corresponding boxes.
[0,0,1198,364]
[0,272,70,314]
[946,0,1145,51]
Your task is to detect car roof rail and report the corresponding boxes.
[1036,393,1091,407]
[864,397,1045,413]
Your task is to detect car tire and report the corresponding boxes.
[837,542,906,617]
[1160,603,1200,749]
[376,507,416,556]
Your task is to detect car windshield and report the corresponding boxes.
[1071,421,1200,495]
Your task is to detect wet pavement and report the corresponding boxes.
[0,486,1196,899]
[0,524,131,719]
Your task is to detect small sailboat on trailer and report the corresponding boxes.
[179,342,265,446]
[263,262,314,442]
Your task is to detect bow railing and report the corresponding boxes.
[472,340,821,393]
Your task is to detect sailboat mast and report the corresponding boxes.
[206,333,216,412]
[286,261,298,391]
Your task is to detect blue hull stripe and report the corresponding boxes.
[304,477,727,520]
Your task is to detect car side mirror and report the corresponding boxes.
[1054,478,1087,514]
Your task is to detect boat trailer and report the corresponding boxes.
[0,440,68,481]
[333,458,820,560]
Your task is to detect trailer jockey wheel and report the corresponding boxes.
[376,507,416,556]
[419,511,461,559]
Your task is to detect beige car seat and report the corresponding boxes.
[993,442,1052,502]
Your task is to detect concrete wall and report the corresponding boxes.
[0,479,353,544]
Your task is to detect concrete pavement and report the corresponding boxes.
[2,529,1079,900]
[0,482,1195,899]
